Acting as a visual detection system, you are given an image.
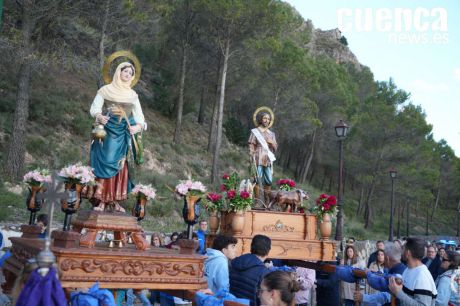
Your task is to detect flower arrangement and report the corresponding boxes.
[175,180,207,197]
[132,184,156,200]
[312,193,337,221]
[228,190,252,212]
[276,179,296,191]
[23,168,52,187]
[58,162,96,185]
[205,192,223,213]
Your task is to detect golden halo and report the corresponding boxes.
[252,106,274,128]
[102,50,142,87]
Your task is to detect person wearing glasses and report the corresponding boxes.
[258,270,300,306]
[435,250,460,306]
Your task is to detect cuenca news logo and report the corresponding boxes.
[337,7,449,45]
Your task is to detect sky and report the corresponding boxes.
[285,0,460,157]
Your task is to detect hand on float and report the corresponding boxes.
[96,114,109,125]
[353,291,363,302]
[388,276,402,295]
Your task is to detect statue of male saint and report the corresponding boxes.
[248,110,277,206]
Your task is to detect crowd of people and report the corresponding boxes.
[3,216,460,306]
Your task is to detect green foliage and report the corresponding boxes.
[340,36,348,46]
[224,118,248,146]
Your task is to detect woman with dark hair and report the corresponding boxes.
[341,245,365,306]
[435,250,460,306]
[165,232,179,249]
[258,270,300,306]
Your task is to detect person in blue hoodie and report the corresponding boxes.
[204,234,238,293]
[229,234,271,306]
[196,220,208,254]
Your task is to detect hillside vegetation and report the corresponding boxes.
[1,0,459,239]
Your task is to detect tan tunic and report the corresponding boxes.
[248,127,277,167]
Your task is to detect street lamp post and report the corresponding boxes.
[334,119,349,242]
[388,168,397,241]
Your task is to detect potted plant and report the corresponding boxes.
[23,168,52,224]
[227,190,252,234]
[205,192,223,234]
[175,180,207,239]
[58,162,96,230]
[131,184,156,221]
[312,193,337,241]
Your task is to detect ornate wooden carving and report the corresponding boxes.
[262,219,295,232]
[60,258,199,277]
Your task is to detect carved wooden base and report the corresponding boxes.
[2,235,207,292]
[52,230,81,248]
[20,224,42,238]
[209,210,336,261]
[72,210,149,250]
[54,245,207,290]
[178,239,199,255]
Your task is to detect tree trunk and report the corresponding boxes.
[425,203,430,236]
[364,183,376,229]
[211,37,230,183]
[430,187,440,221]
[207,55,222,152]
[356,187,365,215]
[98,0,110,88]
[197,69,207,125]
[5,0,36,182]
[173,43,188,143]
[299,129,316,183]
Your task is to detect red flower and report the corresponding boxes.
[298,208,305,214]
[227,190,236,199]
[323,203,331,211]
[316,193,328,204]
[288,180,296,187]
[222,173,230,180]
[220,184,227,191]
[325,195,337,206]
[240,191,250,199]
[207,193,222,203]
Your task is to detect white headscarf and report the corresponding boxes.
[97,62,138,103]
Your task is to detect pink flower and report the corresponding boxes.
[227,190,236,200]
[220,184,227,191]
[222,173,230,180]
[288,180,296,187]
[240,191,250,199]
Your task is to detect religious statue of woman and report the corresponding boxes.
[89,62,146,212]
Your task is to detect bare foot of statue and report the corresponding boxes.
[111,202,126,213]
[93,202,106,211]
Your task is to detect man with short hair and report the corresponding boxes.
[229,234,271,306]
[389,237,437,306]
[422,245,442,281]
[204,234,238,294]
[196,220,208,255]
[367,240,385,268]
